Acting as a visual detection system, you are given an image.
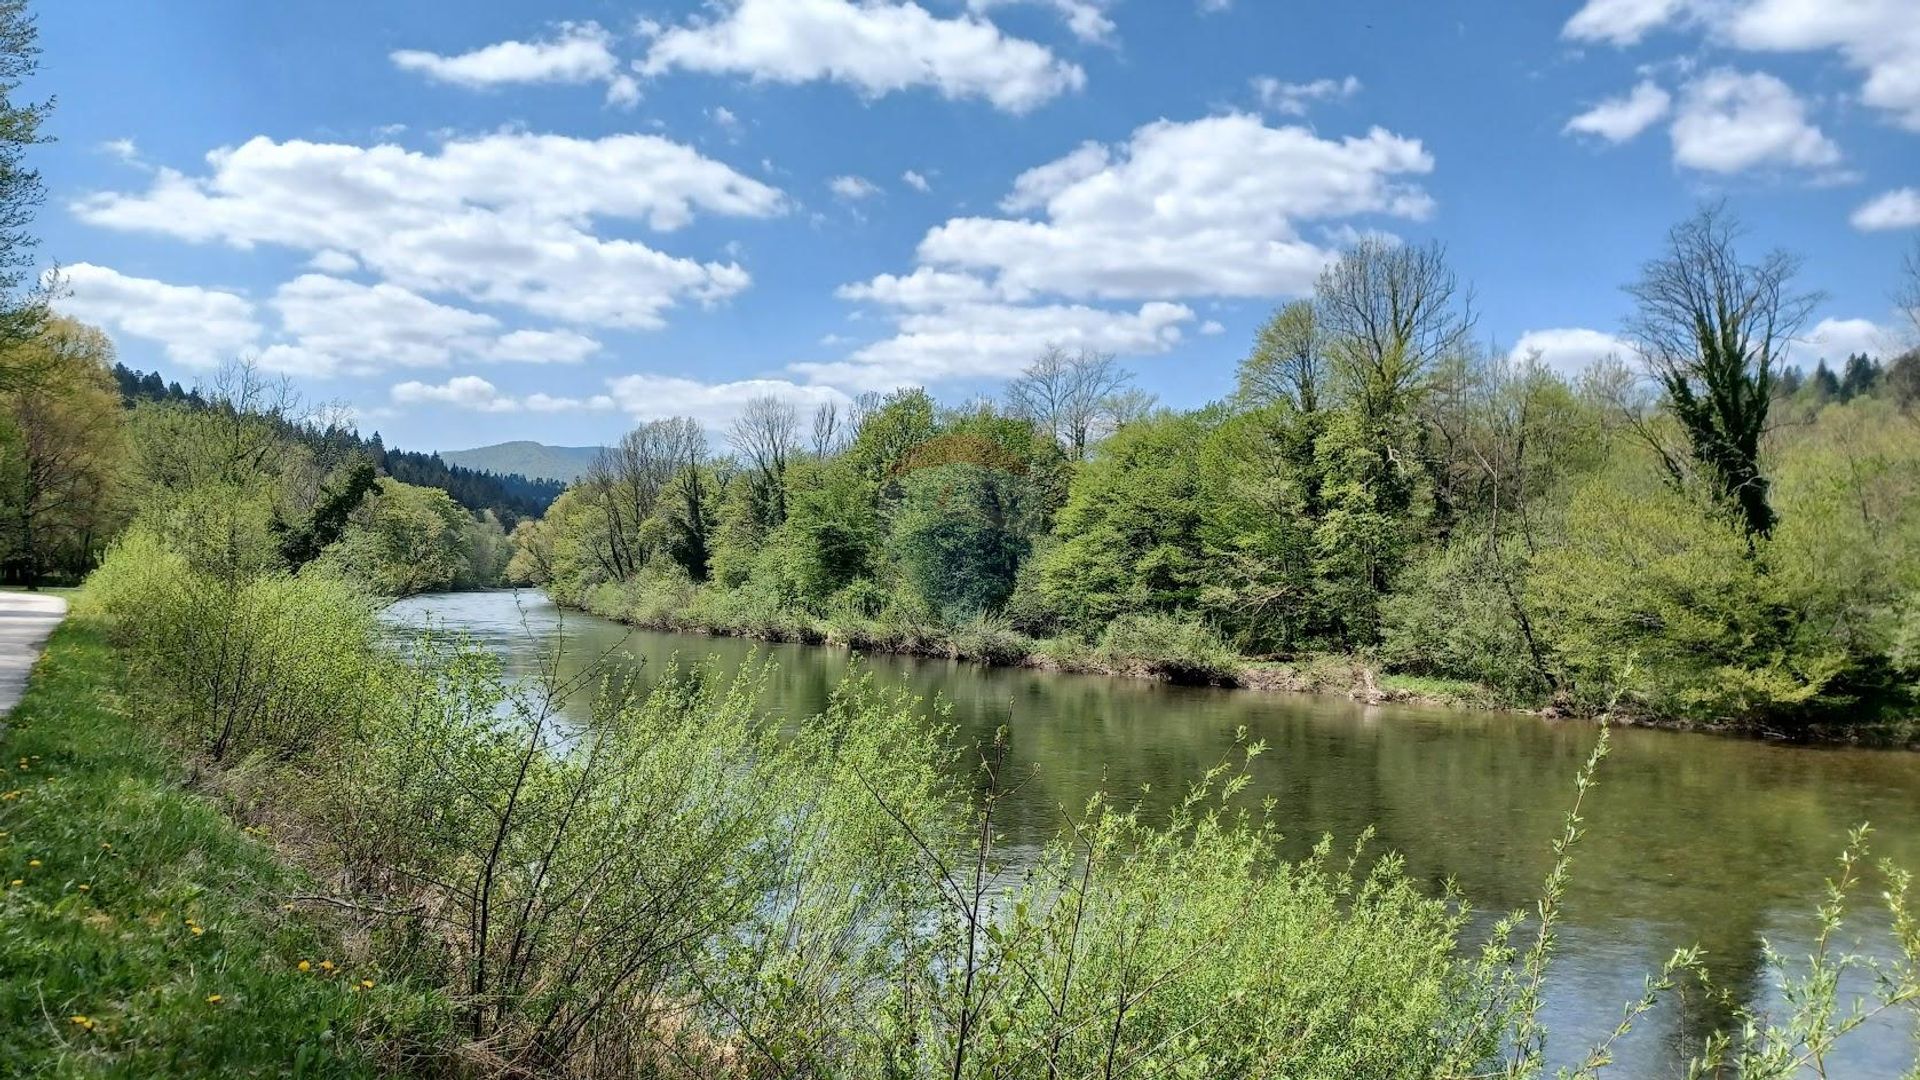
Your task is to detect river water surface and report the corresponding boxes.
[386,589,1920,1076]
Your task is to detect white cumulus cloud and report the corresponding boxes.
[1509,327,1633,375]
[72,132,785,331]
[829,174,883,201]
[1563,0,1689,45]
[639,0,1085,114]
[1668,69,1839,173]
[604,373,850,428]
[1564,80,1673,142]
[918,113,1435,302]
[797,299,1195,390]
[1851,188,1920,231]
[54,263,260,367]
[815,111,1435,391]
[524,392,617,413]
[1797,316,1896,364]
[392,21,639,107]
[392,375,522,412]
[266,275,603,375]
[1251,75,1362,116]
[1564,0,1920,132]
[967,0,1117,44]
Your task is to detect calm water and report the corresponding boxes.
[386,589,1920,1076]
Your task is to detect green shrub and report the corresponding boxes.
[1380,535,1552,703]
[1031,633,1098,670]
[887,463,1034,621]
[947,613,1034,666]
[1529,469,1847,726]
[580,558,700,630]
[85,528,383,762]
[1096,611,1241,684]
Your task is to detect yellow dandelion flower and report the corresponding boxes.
[360,978,375,989]
[319,960,335,972]
[190,925,204,936]
[27,859,40,867]
[77,884,90,892]
[69,1015,93,1030]
[100,842,112,850]
[205,994,222,1005]
[8,879,20,887]
[298,960,311,972]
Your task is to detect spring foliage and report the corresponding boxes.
[510,229,1920,733]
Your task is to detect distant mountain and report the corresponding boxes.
[441,441,603,484]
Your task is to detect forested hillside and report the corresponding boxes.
[112,363,563,527]
[3,342,515,592]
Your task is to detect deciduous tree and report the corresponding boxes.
[0,0,50,363]
[729,395,798,526]
[0,318,123,584]
[1626,204,1818,538]
[1005,346,1143,460]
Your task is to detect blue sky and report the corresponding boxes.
[33,0,1920,451]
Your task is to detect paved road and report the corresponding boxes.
[0,592,67,716]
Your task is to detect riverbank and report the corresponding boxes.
[0,617,432,1074]
[559,582,1502,709]
[558,585,1920,747]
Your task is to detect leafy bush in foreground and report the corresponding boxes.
[82,526,384,762]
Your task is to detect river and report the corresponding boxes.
[386,589,1920,1076]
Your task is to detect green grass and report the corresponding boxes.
[1375,672,1495,707]
[0,618,439,1078]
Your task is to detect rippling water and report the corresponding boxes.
[386,589,1920,1076]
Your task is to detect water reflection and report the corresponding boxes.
[385,590,1920,1077]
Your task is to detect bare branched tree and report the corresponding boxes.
[728,395,799,525]
[1626,204,1821,538]
[1900,238,1920,344]
[1005,345,1140,460]
[1236,299,1324,413]
[810,400,847,457]
[1315,238,1474,422]
[584,417,705,578]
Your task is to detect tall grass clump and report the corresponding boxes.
[307,641,957,1075]
[947,613,1033,666]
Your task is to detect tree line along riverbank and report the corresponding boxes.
[504,221,1920,744]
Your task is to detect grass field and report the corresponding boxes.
[0,618,435,1078]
